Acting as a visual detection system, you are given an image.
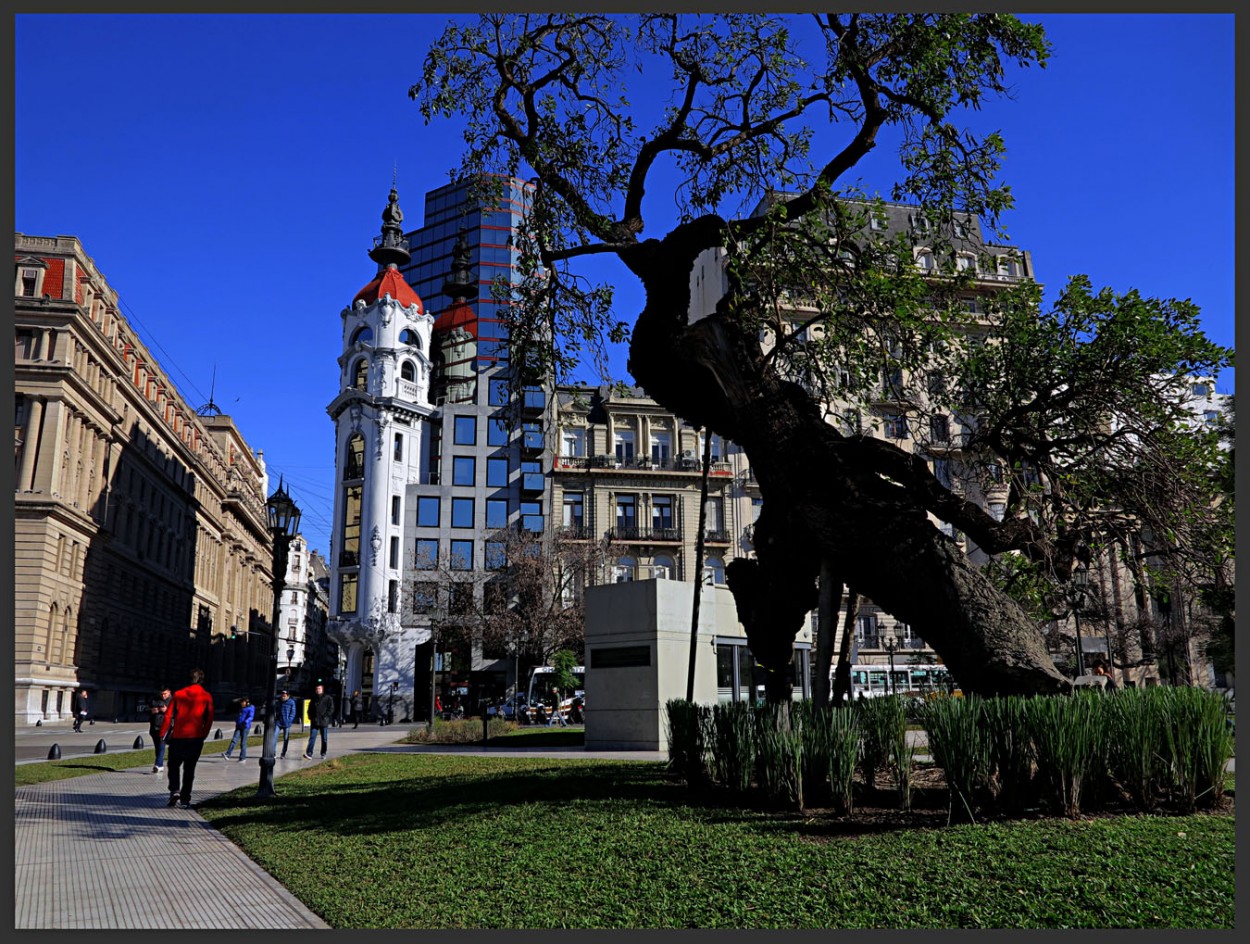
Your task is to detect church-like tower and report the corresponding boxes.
[326,188,435,708]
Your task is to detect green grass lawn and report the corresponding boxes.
[195,754,1235,929]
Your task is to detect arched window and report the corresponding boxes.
[915,249,936,272]
[350,325,373,346]
[613,556,636,583]
[400,360,416,382]
[702,557,725,586]
[351,358,368,391]
[652,555,675,581]
[399,328,422,350]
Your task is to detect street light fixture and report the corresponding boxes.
[883,635,901,697]
[258,477,300,800]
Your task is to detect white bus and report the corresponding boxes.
[526,665,585,707]
[850,663,955,699]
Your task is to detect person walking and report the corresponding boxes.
[276,689,297,758]
[546,687,568,727]
[350,690,363,729]
[302,683,335,759]
[71,688,90,732]
[149,686,172,773]
[159,668,214,808]
[223,696,255,762]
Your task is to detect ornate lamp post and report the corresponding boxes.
[258,477,300,799]
[883,635,900,696]
[1072,565,1089,678]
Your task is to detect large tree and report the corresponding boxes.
[415,13,1231,696]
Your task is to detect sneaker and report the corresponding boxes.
[152,765,159,773]
[179,799,191,808]
[302,753,313,760]
[167,793,179,807]
[320,753,326,758]
[223,754,232,760]
[237,757,246,762]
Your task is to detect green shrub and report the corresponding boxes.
[920,694,989,822]
[825,706,861,814]
[1106,688,1162,812]
[754,702,804,809]
[711,700,756,796]
[857,695,906,793]
[408,718,513,743]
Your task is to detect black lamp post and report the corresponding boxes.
[1072,565,1089,678]
[883,636,900,696]
[258,477,300,799]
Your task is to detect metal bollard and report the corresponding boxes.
[133,736,145,750]
[214,729,223,739]
[254,724,262,736]
[94,739,107,754]
[47,744,61,760]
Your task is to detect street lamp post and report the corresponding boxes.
[1072,565,1088,678]
[258,478,300,800]
[883,636,900,696]
[389,680,398,725]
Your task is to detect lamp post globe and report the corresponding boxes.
[258,477,300,799]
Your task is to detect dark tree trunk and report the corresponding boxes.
[623,227,1070,697]
[831,589,860,707]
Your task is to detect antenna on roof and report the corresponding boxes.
[197,365,222,416]
[392,162,398,189]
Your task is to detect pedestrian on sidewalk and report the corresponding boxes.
[223,697,254,761]
[149,686,172,772]
[160,668,214,808]
[72,688,90,732]
[350,690,363,729]
[546,688,568,727]
[303,683,335,759]
[276,690,297,758]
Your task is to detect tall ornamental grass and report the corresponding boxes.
[711,701,756,796]
[920,693,989,822]
[1025,692,1104,818]
[1153,685,1234,812]
[824,706,861,814]
[858,695,907,794]
[982,695,1036,814]
[1105,688,1163,812]
[754,702,804,809]
[665,699,712,786]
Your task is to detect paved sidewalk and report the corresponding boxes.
[14,724,665,929]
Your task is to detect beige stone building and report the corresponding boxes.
[14,234,275,724]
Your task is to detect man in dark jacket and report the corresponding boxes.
[302,683,335,760]
[149,686,172,772]
[72,688,90,732]
[276,690,298,758]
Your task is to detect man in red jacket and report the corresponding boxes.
[159,668,215,808]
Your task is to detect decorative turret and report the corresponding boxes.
[368,188,410,270]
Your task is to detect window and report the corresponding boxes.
[341,485,362,566]
[650,430,672,465]
[451,497,474,528]
[344,434,365,480]
[884,413,909,439]
[415,538,438,569]
[701,433,724,462]
[869,214,885,232]
[562,493,584,530]
[520,500,543,532]
[394,433,404,461]
[453,456,476,486]
[997,256,1021,278]
[391,495,401,525]
[929,415,950,443]
[488,416,510,446]
[614,556,636,583]
[616,494,637,532]
[1204,410,1220,425]
[484,582,509,615]
[933,458,952,489]
[702,557,725,585]
[450,539,473,570]
[412,582,437,614]
[988,502,1006,522]
[350,325,373,346]
[389,536,399,569]
[19,266,41,297]
[453,416,476,445]
[485,540,506,570]
[417,496,440,527]
[856,614,879,646]
[489,379,510,405]
[704,496,724,531]
[614,429,635,462]
[927,371,945,397]
[652,495,674,531]
[522,422,543,451]
[449,583,473,614]
[399,328,422,350]
[400,360,416,382]
[487,457,509,487]
[652,555,675,580]
[486,498,508,528]
[339,573,358,614]
[955,253,975,274]
[911,214,930,234]
[953,219,969,239]
[351,358,368,390]
[388,579,399,614]
[915,250,936,272]
[1191,383,1211,398]
[562,427,585,457]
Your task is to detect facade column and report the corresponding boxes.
[18,397,44,490]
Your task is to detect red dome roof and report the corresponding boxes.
[353,265,424,312]
[433,299,478,337]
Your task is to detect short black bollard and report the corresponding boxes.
[254,724,262,736]
[133,736,145,750]
[94,739,107,754]
[35,719,42,726]
[47,744,61,760]
[214,729,223,739]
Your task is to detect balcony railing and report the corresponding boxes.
[556,524,589,540]
[609,526,682,543]
[396,378,420,401]
[558,454,733,476]
[703,529,731,544]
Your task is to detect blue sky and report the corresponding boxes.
[15,13,1235,557]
